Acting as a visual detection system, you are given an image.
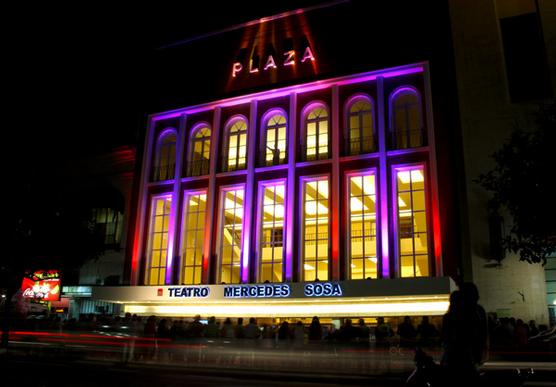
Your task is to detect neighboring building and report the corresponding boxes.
[58,146,136,318]
[449,0,555,324]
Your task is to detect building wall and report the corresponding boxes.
[449,0,555,324]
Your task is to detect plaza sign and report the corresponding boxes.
[232,46,316,78]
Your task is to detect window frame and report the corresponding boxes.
[223,115,249,172]
[388,86,424,150]
[145,193,173,285]
[179,189,208,285]
[391,162,432,278]
[344,94,376,156]
[299,174,331,282]
[260,109,288,166]
[345,168,380,280]
[153,128,177,181]
[187,122,212,177]
[255,178,287,283]
[301,102,330,161]
[215,184,246,284]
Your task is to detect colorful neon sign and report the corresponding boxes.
[21,270,62,301]
[232,46,316,78]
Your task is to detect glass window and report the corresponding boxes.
[396,167,429,277]
[348,173,377,279]
[302,178,329,281]
[390,89,424,149]
[346,98,375,155]
[304,105,329,161]
[181,191,207,284]
[188,126,211,176]
[259,183,285,282]
[153,131,177,181]
[225,118,248,172]
[219,188,244,284]
[91,208,124,247]
[146,196,172,285]
[263,113,287,166]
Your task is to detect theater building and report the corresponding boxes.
[94,2,466,319]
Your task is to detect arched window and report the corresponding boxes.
[153,130,177,181]
[390,87,425,149]
[262,111,287,166]
[224,117,248,172]
[187,124,211,176]
[346,96,376,155]
[303,104,329,161]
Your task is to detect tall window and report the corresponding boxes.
[153,130,177,181]
[181,191,207,284]
[188,125,211,176]
[304,105,329,161]
[146,196,172,285]
[219,188,244,284]
[258,182,285,282]
[302,178,329,281]
[395,166,429,277]
[390,88,424,149]
[348,173,378,279]
[346,97,375,155]
[225,118,248,171]
[263,113,287,166]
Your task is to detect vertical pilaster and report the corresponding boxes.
[241,100,258,283]
[377,76,391,278]
[285,93,297,282]
[331,85,341,281]
[203,107,221,284]
[166,114,187,285]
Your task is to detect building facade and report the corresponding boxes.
[94,1,466,319]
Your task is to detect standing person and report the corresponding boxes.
[441,283,488,386]
[235,317,246,339]
[308,316,322,341]
[417,316,438,347]
[221,317,235,339]
[397,316,417,347]
[244,317,260,339]
[357,318,370,343]
[375,317,394,347]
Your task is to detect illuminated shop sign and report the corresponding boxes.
[21,270,62,301]
[167,286,210,298]
[304,282,342,297]
[232,46,316,78]
[224,284,291,298]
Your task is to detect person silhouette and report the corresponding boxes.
[441,282,488,386]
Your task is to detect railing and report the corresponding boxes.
[219,148,247,172]
[390,128,427,150]
[151,164,175,182]
[300,146,330,162]
[258,149,287,167]
[345,136,377,156]
[186,159,210,177]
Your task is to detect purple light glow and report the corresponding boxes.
[150,64,424,122]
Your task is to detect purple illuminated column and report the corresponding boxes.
[377,76,390,278]
[166,114,187,285]
[240,100,258,282]
[285,92,297,281]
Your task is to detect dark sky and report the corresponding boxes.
[10,1,331,163]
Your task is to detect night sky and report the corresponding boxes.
[10,1,331,165]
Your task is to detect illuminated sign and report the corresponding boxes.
[167,286,210,298]
[232,46,316,78]
[304,282,342,297]
[21,270,62,301]
[224,284,291,298]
